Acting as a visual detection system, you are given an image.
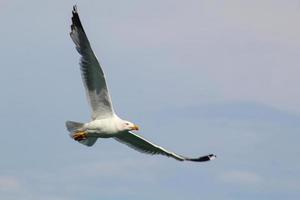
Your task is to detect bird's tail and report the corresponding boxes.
[65,121,97,147]
[66,121,84,132]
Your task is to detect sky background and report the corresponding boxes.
[0,0,300,199]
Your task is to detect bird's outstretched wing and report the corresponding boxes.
[115,132,216,162]
[70,6,114,120]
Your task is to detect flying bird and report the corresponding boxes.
[66,6,216,162]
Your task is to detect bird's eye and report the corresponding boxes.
[125,123,129,125]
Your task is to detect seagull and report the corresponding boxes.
[66,6,216,162]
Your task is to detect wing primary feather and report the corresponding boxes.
[70,6,115,120]
[183,154,217,162]
[114,132,216,162]
[71,6,85,34]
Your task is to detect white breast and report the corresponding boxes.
[84,116,122,138]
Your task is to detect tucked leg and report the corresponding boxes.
[72,130,87,141]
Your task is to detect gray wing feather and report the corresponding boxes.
[70,6,114,119]
[115,131,185,161]
[115,131,217,162]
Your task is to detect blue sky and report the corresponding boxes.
[0,0,300,199]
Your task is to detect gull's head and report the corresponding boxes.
[122,120,139,131]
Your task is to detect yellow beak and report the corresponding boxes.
[131,124,139,131]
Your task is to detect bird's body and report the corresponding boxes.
[66,6,216,162]
[81,116,131,138]
[85,118,120,137]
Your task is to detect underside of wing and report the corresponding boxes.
[114,131,216,162]
[70,6,114,119]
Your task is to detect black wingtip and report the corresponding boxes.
[186,154,217,162]
[70,5,85,33]
[73,5,78,13]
